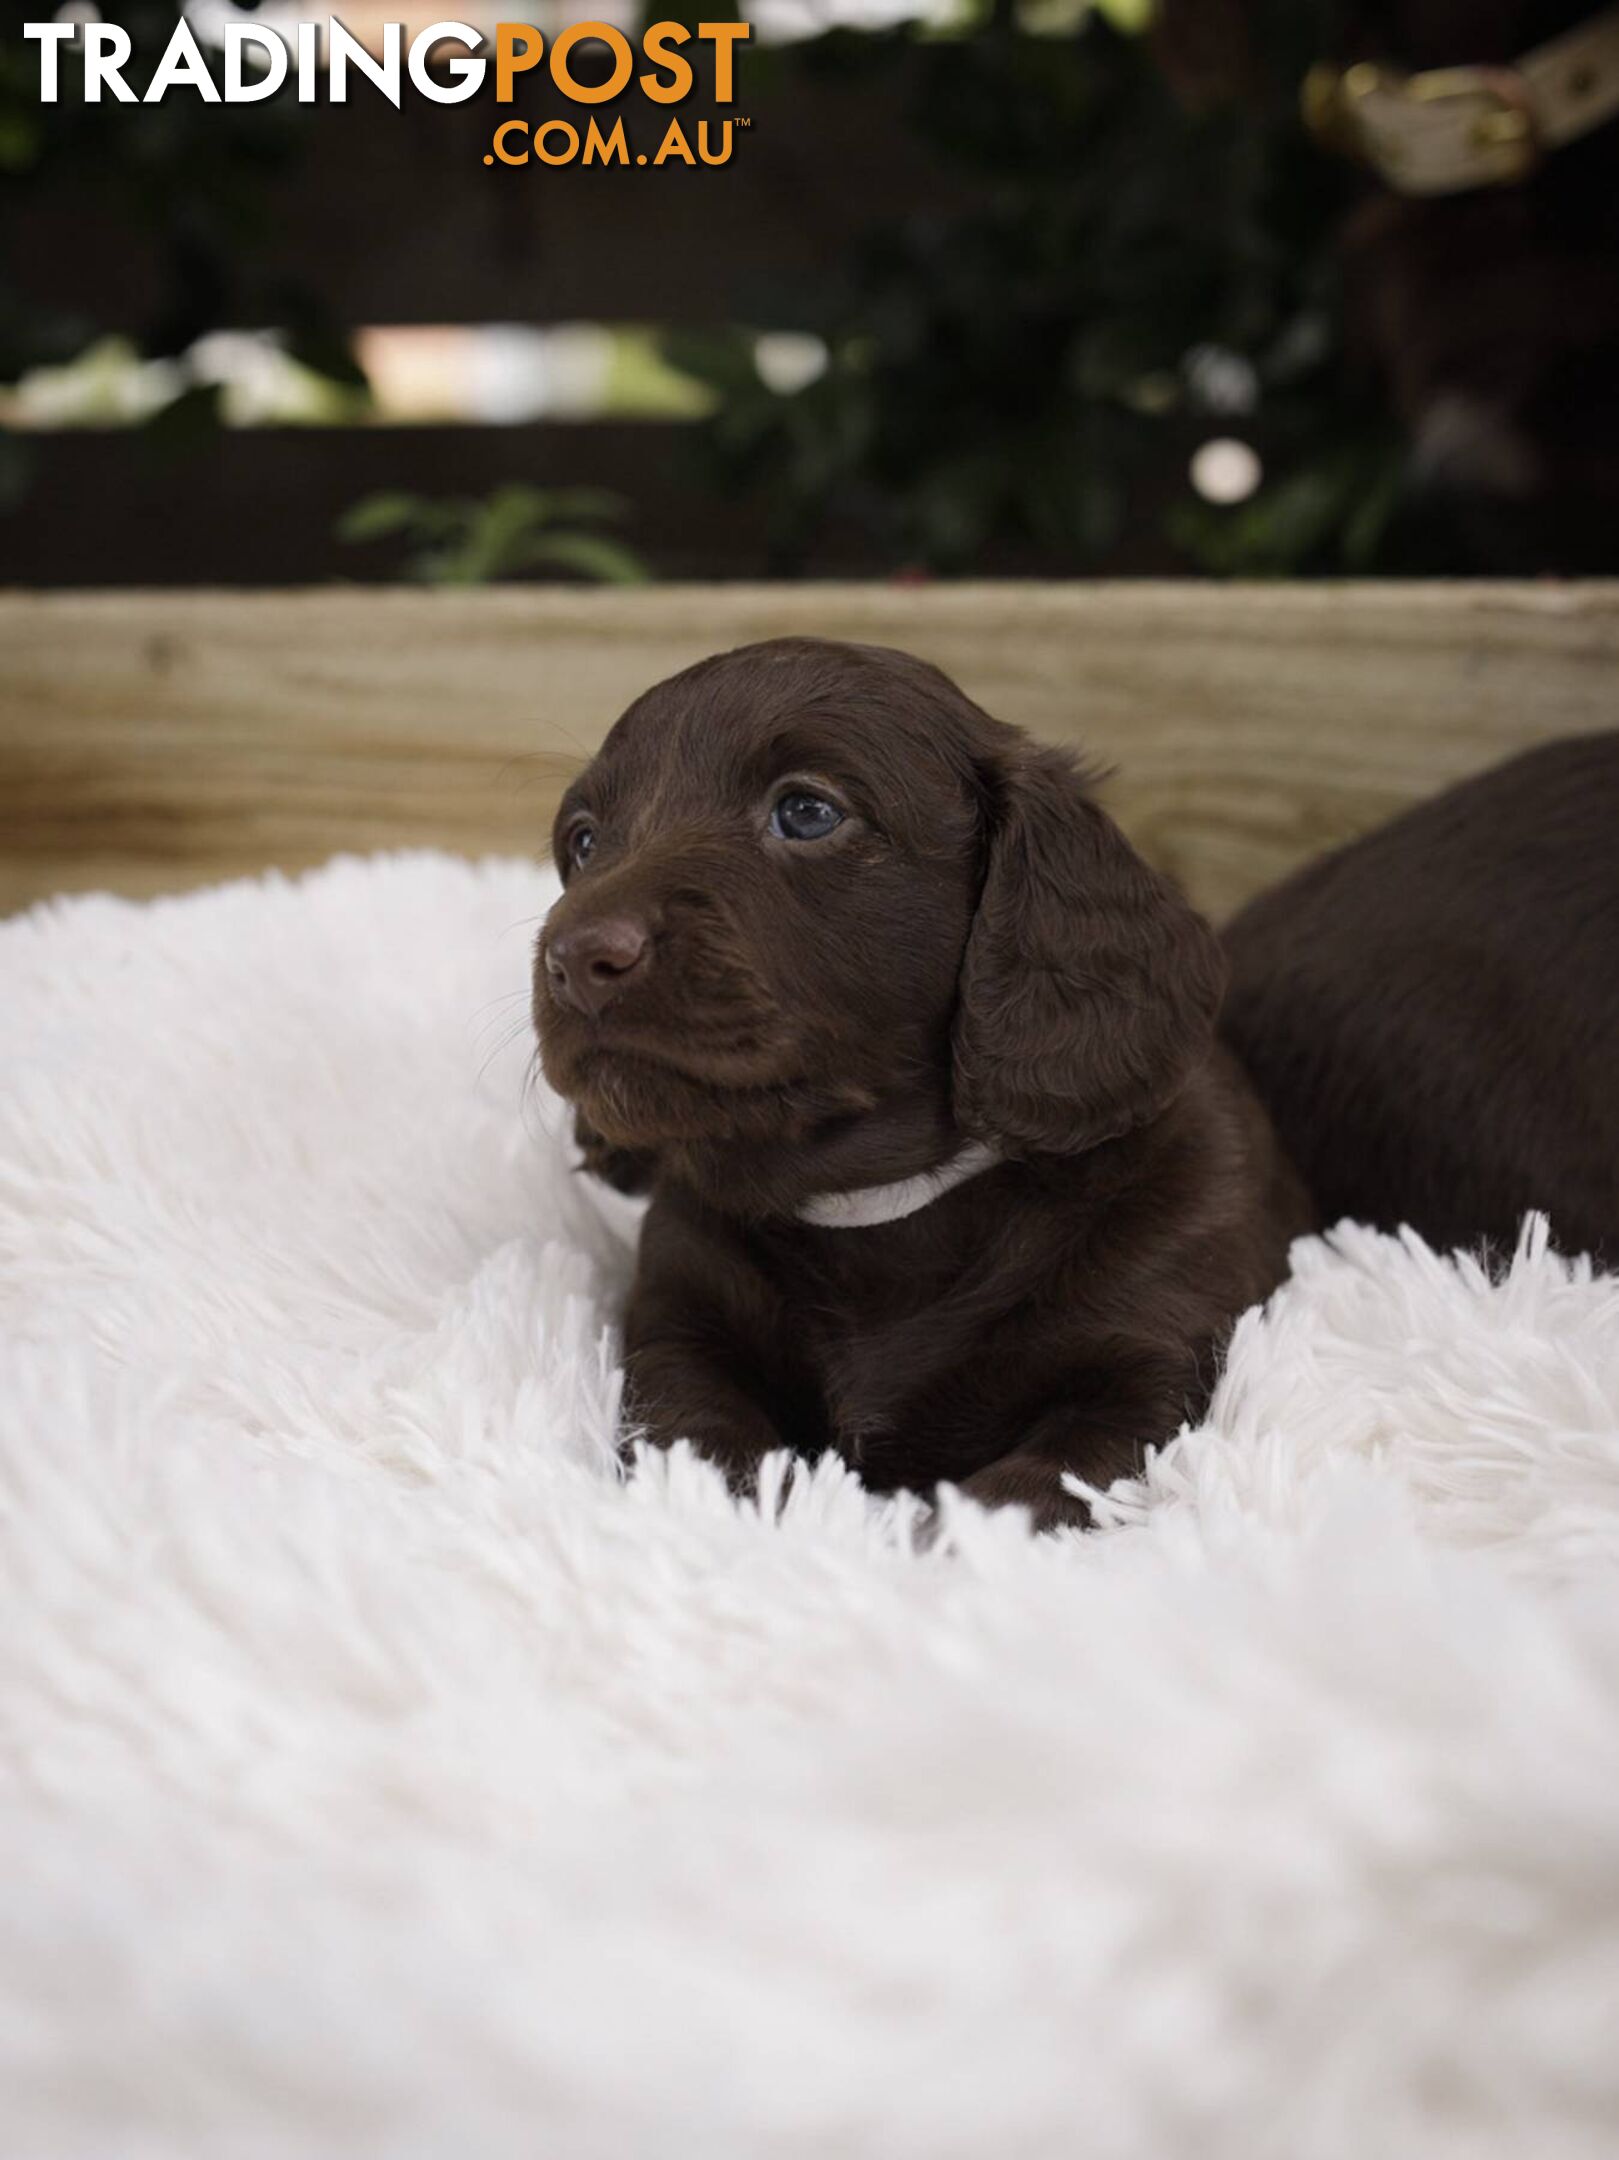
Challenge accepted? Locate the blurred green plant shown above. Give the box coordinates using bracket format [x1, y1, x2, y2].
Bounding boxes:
[665, 8, 1413, 576]
[336, 485, 650, 585]
[1169, 426, 1409, 574]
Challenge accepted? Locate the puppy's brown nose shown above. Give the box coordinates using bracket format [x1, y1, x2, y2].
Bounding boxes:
[545, 917, 650, 1017]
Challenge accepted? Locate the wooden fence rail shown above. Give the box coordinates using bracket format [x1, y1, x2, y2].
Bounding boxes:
[3, 582, 1615, 919]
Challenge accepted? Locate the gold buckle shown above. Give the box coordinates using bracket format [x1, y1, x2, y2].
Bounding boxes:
[1408, 64, 1542, 180]
[1304, 59, 1543, 186]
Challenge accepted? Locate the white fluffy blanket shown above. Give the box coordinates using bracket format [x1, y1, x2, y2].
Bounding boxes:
[5, 852, 1619, 2160]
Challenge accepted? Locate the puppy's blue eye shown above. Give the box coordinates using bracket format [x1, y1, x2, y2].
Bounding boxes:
[770, 791, 844, 842]
[569, 824, 596, 868]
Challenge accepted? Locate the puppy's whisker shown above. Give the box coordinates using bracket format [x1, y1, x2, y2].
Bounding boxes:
[515, 1047, 559, 1151]
[472, 996, 537, 1060]
[471, 989, 532, 1033]
[478, 1017, 536, 1086]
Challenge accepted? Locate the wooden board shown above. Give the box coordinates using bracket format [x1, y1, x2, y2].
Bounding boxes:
[3, 583, 1615, 921]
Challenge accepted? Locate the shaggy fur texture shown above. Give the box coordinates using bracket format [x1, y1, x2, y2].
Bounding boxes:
[4, 852, 1619, 2160]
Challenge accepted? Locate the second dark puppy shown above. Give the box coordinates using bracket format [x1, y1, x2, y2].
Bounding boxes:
[534, 637, 1308, 1528]
[1223, 732, 1619, 1265]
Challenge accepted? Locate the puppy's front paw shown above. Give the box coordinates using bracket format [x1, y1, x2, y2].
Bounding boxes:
[956, 1459, 1094, 1533]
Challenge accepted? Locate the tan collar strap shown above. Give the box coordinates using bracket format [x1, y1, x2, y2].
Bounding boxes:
[1304, 5, 1619, 194]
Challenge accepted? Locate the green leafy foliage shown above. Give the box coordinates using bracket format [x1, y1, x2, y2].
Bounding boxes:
[666, 12, 1415, 576]
[1170, 428, 1409, 576]
[336, 484, 650, 586]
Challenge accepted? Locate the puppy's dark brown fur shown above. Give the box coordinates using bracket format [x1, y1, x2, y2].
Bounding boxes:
[1223, 733, 1619, 1265]
[534, 637, 1309, 1528]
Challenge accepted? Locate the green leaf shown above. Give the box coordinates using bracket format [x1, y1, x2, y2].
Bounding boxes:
[336, 493, 428, 544]
[519, 531, 651, 585]
[526, 486, 630, 528]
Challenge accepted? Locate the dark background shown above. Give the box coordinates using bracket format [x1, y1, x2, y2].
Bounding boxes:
[4, 0, 1617, 586]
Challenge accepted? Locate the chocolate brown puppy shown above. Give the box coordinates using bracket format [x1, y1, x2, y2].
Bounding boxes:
[1223, 732, 1619, 1265]
[534, 637, 1309, 1529]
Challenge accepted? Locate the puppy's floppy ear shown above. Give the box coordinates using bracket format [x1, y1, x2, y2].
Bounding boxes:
[952, 746, 1225, 1154]
[573, 1110, 657, 1197]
